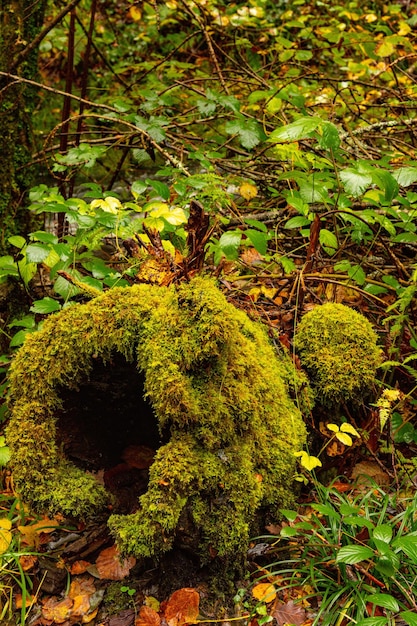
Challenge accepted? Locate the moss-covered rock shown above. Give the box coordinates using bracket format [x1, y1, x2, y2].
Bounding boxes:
[294, 302, 382, 406]
[6, 277, 307, 566]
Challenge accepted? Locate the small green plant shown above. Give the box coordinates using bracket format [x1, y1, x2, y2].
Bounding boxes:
[262, 485, 417, 626]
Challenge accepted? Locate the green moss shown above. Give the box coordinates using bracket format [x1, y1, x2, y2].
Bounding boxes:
[7, 277, 307, 565]
[293, 302, 382, 406]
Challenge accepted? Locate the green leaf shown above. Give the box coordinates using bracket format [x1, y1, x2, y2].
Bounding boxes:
[392, 535, 417, 562]
[26, 244, 51, 263]
[319, 229, 338, 255]
[348, 264, 366, 285]
[30, 231, 59, 245]
[318, 122, 340, 149]
[355, 618, 390, 626]
[371, 170, 399, 203]
[10, 329, 35, 347]
[245, 229, 268, 255]
[373, 524, 392, 544]
[218, 231, 242, 260]
[280, 509, 298, 522]
[0, 446, 11, 467]
[365, 593, 399, 612]
[336, 545, 374, 564]
[400, 611, 417, 626]
[340, 167, 373, 197]
[30, 298, 61, 314]
[375, 555, 398, 577]
[269, 116, 322, 142]
[225, 117, 265, 150]
[393, 167, 417, 187]
[285, 216, 311, 229]
[8, 235, 26, 249]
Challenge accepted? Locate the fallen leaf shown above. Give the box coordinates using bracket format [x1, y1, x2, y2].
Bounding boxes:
[135, 605, 161, 626]
[252, 583, 276, 603]
[96, 544, 136, 580]
[70, 560, 91, 575]
[42, 596, 73, 623]
[240, 182, 258, 200]
[272, 600, 306, 626]
[0, 518, 12, 554]
[164, 588, 200, 626]
[351, 461, 390, 486]
[19, 554, 38, 571]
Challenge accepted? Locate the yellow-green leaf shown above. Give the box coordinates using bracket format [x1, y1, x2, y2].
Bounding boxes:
[336, 432, 353, 446]
[340, 423, 360, 437]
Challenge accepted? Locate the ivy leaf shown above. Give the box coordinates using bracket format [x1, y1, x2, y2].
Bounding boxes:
[225, 117, 265, 150]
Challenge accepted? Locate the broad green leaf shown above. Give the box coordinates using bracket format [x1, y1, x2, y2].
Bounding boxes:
[26, 244, 51, 264]
[371, 170, 399, 203]
[280, 509, 298, 522]
[30, 298, 61, 314]
[10, 329, 35, 347]
[280, 526, 299, 538]
[245, 229, 268, 255]
[312, 503, 340, 520]
[400, 611, 417, 626]
[285, 216, 311, 229]
[336, 545, 374, 564]
[318, 122, 340, 149]
[392, 535, 417, 562]
[131, 180, 148, 197]
[147, 179, 170, 200]
[340, 167, 372, 197]
[348, 264, 366, 285]
[8, 235, 26, 249]
[375, 553, 399, 575]
[218, 231, 242, 260]
[30, 231, 59, 245]
[393, 167, 417, 187]
[366, 593, 399, 612]
[319, 229, 338, 254]
[269, 116, 322, 142]
[373, 524, 393, 544]
[17, 259, 37, 285]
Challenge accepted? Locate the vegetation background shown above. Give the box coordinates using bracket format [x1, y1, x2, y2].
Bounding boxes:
[1, 0, 417, 624]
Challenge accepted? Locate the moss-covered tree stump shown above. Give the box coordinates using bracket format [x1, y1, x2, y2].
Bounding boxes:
[6, 277, 307, 568]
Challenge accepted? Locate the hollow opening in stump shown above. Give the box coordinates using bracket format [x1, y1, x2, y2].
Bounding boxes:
[54, 352, 164, 513]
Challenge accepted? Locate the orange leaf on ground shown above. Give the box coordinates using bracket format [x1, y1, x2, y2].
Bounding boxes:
[19, 554, 38, 571]
[96, 544, 136, 580]
[252, 583, 277, 603]
[135, 605, 161, 626]
[70, 559, 92, 575]
[42, 596, 73, 623]
[164, 588, 200, 626]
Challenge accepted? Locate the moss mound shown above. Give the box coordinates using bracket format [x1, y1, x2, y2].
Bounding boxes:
[294, 303, 382, 406]
[6, 277, 306, 565]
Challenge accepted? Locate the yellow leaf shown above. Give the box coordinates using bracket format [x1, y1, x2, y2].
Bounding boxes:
[90, 198, 122, 214]
[239, 182, 258, 201]
[128, 6, 142, 21]
[376, 39, 396, 57]
[326, 423, 339, 433]
[252, 583, 277, 603]
[336, 432, 353, 446]
[0, 518, 12, 554]
[340, 423, 360, 437]
[295, 451, 322, 471]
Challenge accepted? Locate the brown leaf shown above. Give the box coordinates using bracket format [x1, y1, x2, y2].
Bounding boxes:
[96, 544, 136, 580]
[272, 600, 306, 626]
[135, 605, 161, 626]
[164, 588, 200, 626]
[70, 559, 91, 575]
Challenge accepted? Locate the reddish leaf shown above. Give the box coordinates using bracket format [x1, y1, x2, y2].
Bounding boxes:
[272, 600, 306, 626]
[122, 445, 155, 469]
[96, 545, 136, 580]
[135, 605, 161, 626]
[164, 588, 200, 626]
